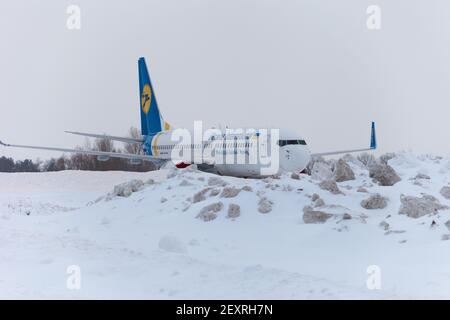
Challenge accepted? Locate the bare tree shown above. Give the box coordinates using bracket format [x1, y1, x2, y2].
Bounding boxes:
[94, 136, 115, 152]
[123, 126, 161, 170]
[124, 126, 143, 155]
[68, 138, 96, 170]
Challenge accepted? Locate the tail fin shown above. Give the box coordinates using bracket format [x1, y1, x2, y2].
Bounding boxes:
[138, 57, 171, 136]
[370, 121, 377, 149]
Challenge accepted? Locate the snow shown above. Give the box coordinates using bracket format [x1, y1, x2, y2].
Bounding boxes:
[1, 152, 450, 299]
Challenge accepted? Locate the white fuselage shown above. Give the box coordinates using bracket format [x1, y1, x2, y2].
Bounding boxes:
[145, 128, 311, 177]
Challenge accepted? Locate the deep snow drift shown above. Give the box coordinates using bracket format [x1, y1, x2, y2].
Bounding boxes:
[1, 152, 450, 299]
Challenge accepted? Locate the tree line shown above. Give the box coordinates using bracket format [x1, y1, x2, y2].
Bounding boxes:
[0, 127, 162, 173]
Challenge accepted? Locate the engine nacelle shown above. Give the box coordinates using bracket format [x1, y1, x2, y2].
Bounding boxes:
[97, 155, 110, 162]
[129, 158, 142, 165]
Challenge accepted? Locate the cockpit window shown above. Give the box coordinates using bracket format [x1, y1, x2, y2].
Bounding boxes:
[278, 139, 307, 147]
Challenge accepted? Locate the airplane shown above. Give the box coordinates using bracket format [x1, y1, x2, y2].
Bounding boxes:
[0, 57, 377, 178]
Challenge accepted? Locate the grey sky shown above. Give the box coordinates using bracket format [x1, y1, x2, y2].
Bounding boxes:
[1, 0, 450, 160]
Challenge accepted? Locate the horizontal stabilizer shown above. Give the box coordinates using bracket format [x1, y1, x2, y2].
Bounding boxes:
[65, 131, 143, 144]
[0, 140, 156, 162]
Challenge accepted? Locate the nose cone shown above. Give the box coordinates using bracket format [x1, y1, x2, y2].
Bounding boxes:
[280, 146, 311, 173]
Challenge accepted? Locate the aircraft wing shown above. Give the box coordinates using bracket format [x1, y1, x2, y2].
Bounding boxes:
[310, 122, 377, 157]
[0, 140, 156, 161]
[311, 147, 374, 157]
[65, 131, 143, 144]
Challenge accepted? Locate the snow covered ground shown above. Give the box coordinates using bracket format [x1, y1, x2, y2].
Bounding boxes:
[1, 152, 450, 299]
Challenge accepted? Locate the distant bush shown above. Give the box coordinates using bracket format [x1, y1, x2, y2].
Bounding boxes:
[0, 156, 39, 172]
[357, 152, 377, 168]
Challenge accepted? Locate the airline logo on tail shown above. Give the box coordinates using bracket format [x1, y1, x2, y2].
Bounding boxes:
[141, 84, 152, 114]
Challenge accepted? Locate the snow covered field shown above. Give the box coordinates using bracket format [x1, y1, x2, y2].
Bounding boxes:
[1, 152, 450, 299]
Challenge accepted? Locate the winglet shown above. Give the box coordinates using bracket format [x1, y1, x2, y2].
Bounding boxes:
[370, 121, 377, 149]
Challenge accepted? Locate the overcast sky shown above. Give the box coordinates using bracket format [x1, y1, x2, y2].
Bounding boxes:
[1, 0, 450, 160]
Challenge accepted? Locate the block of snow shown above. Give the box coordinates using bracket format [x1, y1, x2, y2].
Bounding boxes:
[399, 194, 448, 218]
[220, 187, 241, 198]
[440, 186, 450, 199]
[302, 206, 333, 224]
[111, 179, 144, 198]
[258, 197, 273, 214]
[333, 159, 355, 182]
[357, 186, 368, 193]
[192, 187, 212, 203]
[369, 163, 401, 186]
[319, 180, 343, 195]
[311, 193, 325, 207]
[196, 202, 224, 221]
[342, 213, 352, 220]
[313, 198, 325, 208]
[207, 176, 227, 187]
[379, 221, 390, 230]
[311, 161, 333, 181]
[227, 203, 241, 218]
[360, 193, 388, 209]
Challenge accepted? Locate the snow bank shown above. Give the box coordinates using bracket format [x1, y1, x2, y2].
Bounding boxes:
[2, 152, 450, 299]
